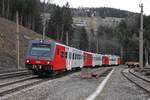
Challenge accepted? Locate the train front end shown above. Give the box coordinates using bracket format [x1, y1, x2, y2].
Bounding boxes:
[25, 39, 55, 75]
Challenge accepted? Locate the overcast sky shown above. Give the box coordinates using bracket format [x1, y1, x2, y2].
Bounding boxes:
[43, 0, 150, 15]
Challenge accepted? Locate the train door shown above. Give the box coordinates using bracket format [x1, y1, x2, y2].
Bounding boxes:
[100, 54, 102, 66]
[52, 44, 66, 71]
[66, 47, 72, 70]
[80, 51, 84, 68]
[92, 54, 95, 66]
[72, 49, 77, 68]
[112, 56, 115, 65]
[69, 48, 73, 69]
[109, 55, 112, 65]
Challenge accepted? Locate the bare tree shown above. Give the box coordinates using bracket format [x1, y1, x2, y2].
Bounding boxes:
[2, 0, 5, 17]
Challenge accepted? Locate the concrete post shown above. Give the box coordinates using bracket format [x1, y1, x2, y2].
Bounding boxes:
[139, 3, 144, 68]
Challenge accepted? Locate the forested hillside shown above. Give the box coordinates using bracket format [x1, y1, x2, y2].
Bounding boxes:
[71, 7, 137, 18]
[0, 0, 42, 33]
[0, 17, 42, 69]
[0, 0, 150, 64]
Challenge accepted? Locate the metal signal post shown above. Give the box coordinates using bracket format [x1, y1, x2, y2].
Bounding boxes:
[16, 11, 20, 69]
[139, 3, 144, 68]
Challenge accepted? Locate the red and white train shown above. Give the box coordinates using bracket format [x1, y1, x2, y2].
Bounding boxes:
[25, 39, 120, 75]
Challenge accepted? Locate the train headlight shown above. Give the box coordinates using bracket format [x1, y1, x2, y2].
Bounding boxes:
[26, 60, 30, 63]
[39, 65, 42, 69]
[47, 61, 50, 64]
[40, 39, 43, 43]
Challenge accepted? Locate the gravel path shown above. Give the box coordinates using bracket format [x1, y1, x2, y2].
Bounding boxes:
[95, 65, 150, 100]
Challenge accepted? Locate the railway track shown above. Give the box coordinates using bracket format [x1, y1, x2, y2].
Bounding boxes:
[121, 68, 150, 95]
[0, 69, 49, 97]
[0, 69, 81, 97]
[0, 69, 27, 74]
[0, 70, 32, 79]
[0, 67, 111, 97]
[0, 75, 38, 88]
[0, 76, 48, 97]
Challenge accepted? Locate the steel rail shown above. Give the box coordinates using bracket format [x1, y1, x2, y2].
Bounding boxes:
[121, 68, 150, 95]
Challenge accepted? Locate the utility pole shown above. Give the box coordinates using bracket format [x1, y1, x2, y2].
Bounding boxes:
[42, 19, 46, 40]
[42, 0, 46, 40]
[139, 3, 144, 68]
[16, 11, 20, 69]
[120, 46, 123, 64]
[145, 48, 149, 67]
[96, 37, 99, 53]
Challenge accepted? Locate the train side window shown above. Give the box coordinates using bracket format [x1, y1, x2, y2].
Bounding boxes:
[74, 53, 76, 60]
[74, 53, 75, 59]
[79, 55, 81, 59]
[73, 53, 74, 59]
[69, 52, 71, 59]
[76, 54, 77, 58]
[73, 53, 76, 59]
[65, 52, 68, 58]
[61, 52, 65, 58]
[76, 54, 77, 59]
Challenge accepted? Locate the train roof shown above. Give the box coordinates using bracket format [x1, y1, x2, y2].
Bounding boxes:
[29, 39, 120, 57]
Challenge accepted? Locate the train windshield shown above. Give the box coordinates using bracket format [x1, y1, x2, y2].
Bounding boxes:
[30, 44, 51, 56]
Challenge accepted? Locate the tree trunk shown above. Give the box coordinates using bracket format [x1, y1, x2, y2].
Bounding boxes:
[96, 39, 99, 53]
[2, 0, 5, 17]
[28, 15, 32, 29]
[120, 46, 123, 64]
[32, 17, 35, 30]
[25, 15, 28, 27]
[20, 9, 23, 25]
[60, 23, 64, 42]
[6, 0, 9, 18]
[56, 24, 59, 40]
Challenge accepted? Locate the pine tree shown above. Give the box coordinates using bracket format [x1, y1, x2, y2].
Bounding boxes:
[79, 27, 89, 51]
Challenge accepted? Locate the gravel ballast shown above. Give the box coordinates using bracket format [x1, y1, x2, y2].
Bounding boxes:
[0, 70, 105, 100]
[95, 65, 149, 100]
[1, 66, 148, 100]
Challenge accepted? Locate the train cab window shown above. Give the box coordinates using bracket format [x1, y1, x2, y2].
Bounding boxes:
[30, 44, 51, 56]
[61, 52, 65, 58]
